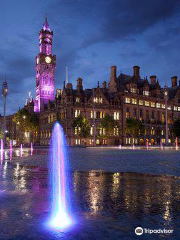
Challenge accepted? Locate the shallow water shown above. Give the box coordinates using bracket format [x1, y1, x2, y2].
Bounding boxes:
[0, 161, 180, 240]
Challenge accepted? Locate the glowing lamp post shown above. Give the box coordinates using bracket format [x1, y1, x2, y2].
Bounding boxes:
[2, 77, 8, 146]
[164, 86, 168, 144]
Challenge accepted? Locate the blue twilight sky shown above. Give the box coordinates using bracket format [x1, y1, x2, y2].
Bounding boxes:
[1, 0, 180, 115]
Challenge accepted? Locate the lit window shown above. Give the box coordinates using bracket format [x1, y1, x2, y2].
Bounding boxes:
[156, 103, 160, 108]
[75, 109, 81, 117]
[125, 97, 130, 103]
[96, 139, 100, 145]
[75, 127, 81, 135]
[103, 128, 105, 135]
[90, 127, 93, 135]
[150, 127, 155, 135]
[130, 88, 136, 93]
[145, 101, 149, 106]
[162, 104, 165, 109]
[126, 110, 130, 119]
[178, 107, 180, 112]
[75, 127, 78, 135]
[167, 106, 171, 110]
[100, 111, 104, 118]
[132, 99, 137, 105]
[99, 127, 105, 136]
[91, 110, 96, 118]
[151, 102, 155, 108]
[114, 127, 119, 136]
[162, 114, 165, 124]
[174, 106, 178, 111]
[76, 97, 80, 103]
[75, 139, 80, 145]
[143, 91, 149, 96]
[51, 114, 54, 122]
[91, 111, 93, 118]
[94, 97, 102, 103]
[114, 112, 120, 120]
[139, 100, 143, 105]
[125, 138, 131, 144]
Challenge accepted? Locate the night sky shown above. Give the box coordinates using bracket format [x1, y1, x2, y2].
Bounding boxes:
[1, 0, 180, 115]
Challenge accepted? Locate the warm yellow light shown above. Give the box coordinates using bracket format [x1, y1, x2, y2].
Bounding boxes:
[45, 56, 51, 63]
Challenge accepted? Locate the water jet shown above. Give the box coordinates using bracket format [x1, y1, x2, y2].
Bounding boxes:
[49, 122, 72, 230]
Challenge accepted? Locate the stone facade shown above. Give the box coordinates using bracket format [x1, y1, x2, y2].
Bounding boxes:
[39, 64, 180, 146]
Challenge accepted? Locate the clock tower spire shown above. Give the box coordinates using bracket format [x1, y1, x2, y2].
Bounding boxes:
[34, 15, 56, 113]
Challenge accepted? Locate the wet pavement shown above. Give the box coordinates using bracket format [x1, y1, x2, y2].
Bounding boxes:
[5, 147, 180, 176]
[0, 159, 180, 240]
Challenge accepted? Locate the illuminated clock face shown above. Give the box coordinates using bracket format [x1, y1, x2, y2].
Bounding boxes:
[45, 56, 51, 63]
[36, 57, 39, 64]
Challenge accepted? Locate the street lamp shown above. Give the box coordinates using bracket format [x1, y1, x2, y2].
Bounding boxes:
[2, 75, 8, 146]
[92, 89, 96, 146]
[164, 85, 168, 144]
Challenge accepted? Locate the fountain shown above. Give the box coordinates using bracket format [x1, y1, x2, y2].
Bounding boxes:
[132, 144, 135, 150]
[9, 140, 13, 160]
[146, 141, 149, 150]
[49, 122, 72, 230]
[1, 139, 3, 163]
[31, 142, 33, 155]
[119, 144, 122, 150]
[176, 137, 178, 150]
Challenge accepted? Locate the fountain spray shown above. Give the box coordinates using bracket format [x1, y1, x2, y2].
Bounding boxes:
[49, 122, 72, 230]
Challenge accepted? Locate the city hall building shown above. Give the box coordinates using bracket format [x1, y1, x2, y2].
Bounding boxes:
[2, 17, 180, 146]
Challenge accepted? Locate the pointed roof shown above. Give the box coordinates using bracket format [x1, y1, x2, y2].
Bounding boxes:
[43, 13, 50, 31]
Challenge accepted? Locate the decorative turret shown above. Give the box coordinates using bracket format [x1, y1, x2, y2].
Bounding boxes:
[77, 77, 83, 92]
[171, 76, 177, 87]
[108, 66, 117, 92]
[43, 14, 51, 31]
[150, 75, 157, 84]
[133, 66, 140, 78]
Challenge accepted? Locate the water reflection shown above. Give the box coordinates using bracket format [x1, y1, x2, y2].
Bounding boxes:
[0, 163, 180, 239]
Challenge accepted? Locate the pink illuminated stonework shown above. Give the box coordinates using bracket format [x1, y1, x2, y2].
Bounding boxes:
[34, 15, 56, 112]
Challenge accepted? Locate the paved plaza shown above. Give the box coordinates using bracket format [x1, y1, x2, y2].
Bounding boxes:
[0, 148, 180, 239]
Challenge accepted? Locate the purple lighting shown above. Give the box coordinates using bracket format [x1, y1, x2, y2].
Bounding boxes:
[34, 15, 56, 113]
[1, 139, 3, 163]
[49, 122, 72, 230]
[31, 142, 33, 155]
[20, 144, 23, 157]
[176, 137, 178, 150]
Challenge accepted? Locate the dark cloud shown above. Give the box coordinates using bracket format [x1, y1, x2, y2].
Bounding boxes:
[0, 0, 180, 114]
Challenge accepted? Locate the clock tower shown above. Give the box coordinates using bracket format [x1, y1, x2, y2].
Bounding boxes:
[34, 15, 56, 113]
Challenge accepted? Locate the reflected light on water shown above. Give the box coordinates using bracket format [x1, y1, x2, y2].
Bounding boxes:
[164, 201, 171, 222]
[112, 173, 120, 199]
[88, 171, 104, 213]
[3, 161, 8, 179]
